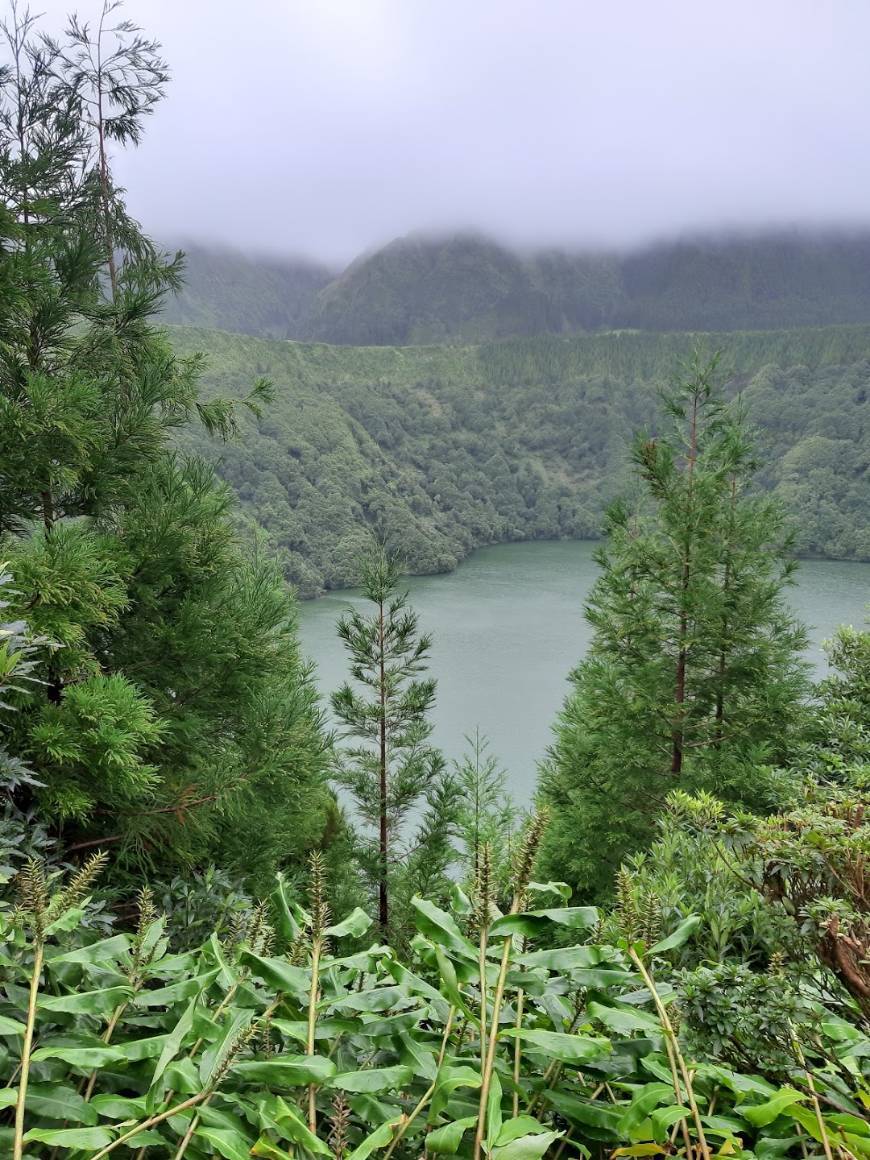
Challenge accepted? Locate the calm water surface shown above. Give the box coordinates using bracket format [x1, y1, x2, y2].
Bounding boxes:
[297, 541, 870, 803]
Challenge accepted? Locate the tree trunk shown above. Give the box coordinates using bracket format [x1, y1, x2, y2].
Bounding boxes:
[378, 596, 388, 936]
[714, 478, 738, 746]
[95, 23, 118, 299]
[671, 391, 699, 776]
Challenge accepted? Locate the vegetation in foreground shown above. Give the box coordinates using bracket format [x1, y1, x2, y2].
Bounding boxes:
[0, 5, 869, 1160]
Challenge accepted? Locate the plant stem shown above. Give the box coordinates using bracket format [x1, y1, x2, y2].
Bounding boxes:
[630, 947, 709, 1160]
[790, 1023, 834, 1160]
[13, 940, 43, 1160]
[474, 933, 513, 1160]
[90, 1091, 209, 1160]
[478, 924, 488, 1069]
[307, 936, 323, 1132]
[512, 988, 524, 1118]
[384, 1008, 455, 1160]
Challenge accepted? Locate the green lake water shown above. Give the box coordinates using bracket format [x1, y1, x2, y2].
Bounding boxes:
[297, 541, 870, 803]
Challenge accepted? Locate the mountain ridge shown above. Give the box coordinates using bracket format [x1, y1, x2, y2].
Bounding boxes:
[161, 228, 870, 345]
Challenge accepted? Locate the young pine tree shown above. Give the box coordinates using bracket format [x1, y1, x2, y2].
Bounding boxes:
[332, 547, 454, 936]
[539, 354, 809, 900]
[454, 728, 517, 896]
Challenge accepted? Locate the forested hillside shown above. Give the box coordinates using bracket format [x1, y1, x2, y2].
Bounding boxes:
[176, 324, 870, 595]
[160, 243, 333, 336]
[166, 231, 870, 344]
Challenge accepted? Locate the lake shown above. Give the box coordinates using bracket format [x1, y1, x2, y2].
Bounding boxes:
[297, 541, 870, 803]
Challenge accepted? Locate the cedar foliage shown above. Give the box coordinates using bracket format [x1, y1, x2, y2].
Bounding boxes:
[539, 355, 810, 899]
[0, 2, 332, 885]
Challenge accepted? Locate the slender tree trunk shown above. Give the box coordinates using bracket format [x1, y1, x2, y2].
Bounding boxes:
[714, 477, 738, 745]
[378, 596, 388, 936]
[95, 11, 117, 299]
[40, 488, 63, 704]
[671, 391, 699, 775]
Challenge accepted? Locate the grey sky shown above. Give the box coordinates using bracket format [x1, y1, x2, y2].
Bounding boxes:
[35, 0, 870, 264]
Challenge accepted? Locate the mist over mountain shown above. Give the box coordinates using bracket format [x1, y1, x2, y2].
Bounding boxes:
[162, 229, 870, 344]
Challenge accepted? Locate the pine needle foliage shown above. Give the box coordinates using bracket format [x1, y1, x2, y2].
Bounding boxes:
[540, 352, 811, 899]
[332, 544, 455, 937]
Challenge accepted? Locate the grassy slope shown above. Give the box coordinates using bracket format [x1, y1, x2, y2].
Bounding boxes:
[172, 324, 870, 595]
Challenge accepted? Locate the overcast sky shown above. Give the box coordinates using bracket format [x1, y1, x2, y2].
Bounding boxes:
[31, 0, 870, 266]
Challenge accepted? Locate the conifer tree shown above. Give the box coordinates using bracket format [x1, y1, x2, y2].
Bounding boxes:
[0, 4, 332, 884]
[539, 354, 809, 900]
[454, 728, 517, 892]
[332, 547, 454, 935]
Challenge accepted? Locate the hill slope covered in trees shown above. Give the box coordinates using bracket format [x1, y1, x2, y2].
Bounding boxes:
[176, 324, 870, 595]
[164, 231, 870, 344]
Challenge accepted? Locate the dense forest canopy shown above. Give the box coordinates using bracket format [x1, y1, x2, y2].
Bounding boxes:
[175, 325, 870, 595]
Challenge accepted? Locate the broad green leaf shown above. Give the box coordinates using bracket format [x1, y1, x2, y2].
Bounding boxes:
[47, 933, 131, 965]
[495, 1115, 552, 1145]
[0, 1015, 25, 1035]
[39, 986, 132, 1017]
[647, 916, 702, 955]
[324, 907, 372, 939]
[426, 1115, 477, 1153]
[271, 871, 304, 946]
[650, 1105, 692, 1140]
[163, 1057, 201, 1094]
[545, 1089, 622, 1133]
[431, 1064, 482, 1119]
[195, 1126, 252, 1160]
[411, 896, 477, 958]
[234, 1054, 336, 1086]
[736, 1088, 806, 1127]
[272, 1016, 360, 1043]
[24, 1126, 114, 1148]
[239, 949, 309, 994]
[151, 996, 197, 1089]
[138, 915, 167, 963]
[588, 1000, 660, 1035]
[200, 1008, 254, 1086]
[384, 959, 452, 1021]
[617, 1083, 675, 1134]
[611, 1145, 666, 1157]
[265, 1094, 332, 1155]
[44, 906, 86, 935]
[492, 1130, 563, 1158]
[434, 945, 475, 1020]
[486, 1071, 503, 1148]
[503, 1028, 612, 1064]
[356, 1009, 424, 1038]
[135, 968, 220, 1007]
[23, 1083, 98, 1125]
[346, 1116, 403, 1160]
[399, 1029, 438, 1082]
[91, 1093, 147, 1120]
[450, 882, 473, 915]
[251, 1137, 291, 1158]
[330, 985, 406, 1013]
[114, 1032, 171, 1062]
[30, 1043, 126, 1067]
[490, 906, 598, 938]
[0, 1088, 17, 1109]
[330, 1064, 413, 1092]
[520, 943, 628, 976]
[527, 880, 571, 901]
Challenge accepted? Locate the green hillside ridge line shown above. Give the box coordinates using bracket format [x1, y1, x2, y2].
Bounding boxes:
[162, 231, 870, 344]
[171, 324, 870, 597]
